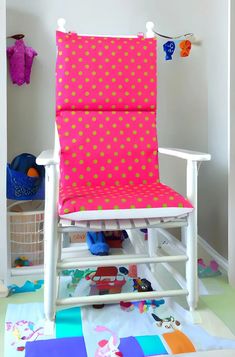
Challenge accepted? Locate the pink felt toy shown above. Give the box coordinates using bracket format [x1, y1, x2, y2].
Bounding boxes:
[7, 39, 37, 86]
[95, 326, 123, 357]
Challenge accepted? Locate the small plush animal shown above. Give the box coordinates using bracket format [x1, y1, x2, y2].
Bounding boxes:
[152, 313, 181, 330]
[7, 39, 37, 86]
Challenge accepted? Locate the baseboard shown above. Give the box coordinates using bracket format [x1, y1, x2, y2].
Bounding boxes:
[198, 235, 228, 272]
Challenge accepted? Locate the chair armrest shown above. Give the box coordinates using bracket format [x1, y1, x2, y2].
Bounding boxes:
[36, 150, 59, 166]
[158, 147, 211, 162]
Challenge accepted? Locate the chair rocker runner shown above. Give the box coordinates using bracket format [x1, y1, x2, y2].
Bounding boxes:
[37, 19, 211, 334]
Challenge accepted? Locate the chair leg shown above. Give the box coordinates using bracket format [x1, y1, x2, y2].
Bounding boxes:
[43, 165, 58, 335]
[148, 228, 159, 273]
[185, 211, 198, 311]
[44, 225, 58, 335]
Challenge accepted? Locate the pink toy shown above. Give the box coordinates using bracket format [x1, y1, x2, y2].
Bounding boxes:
[198, 258, 221, 278]
[128, 264, 137, 278]
[95, 326, 123, 357]
[120, 301, 134, 312]
[7, 39, 37, 86]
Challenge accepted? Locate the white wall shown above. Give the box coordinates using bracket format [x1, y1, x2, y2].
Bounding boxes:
[197, 1, 229, 258]
[6, 0, 229, 257]
[229, 0, 235, 286]
[0, 0, 8, 283]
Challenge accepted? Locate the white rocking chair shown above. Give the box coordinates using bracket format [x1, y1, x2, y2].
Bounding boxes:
[37, 19, 211, 334]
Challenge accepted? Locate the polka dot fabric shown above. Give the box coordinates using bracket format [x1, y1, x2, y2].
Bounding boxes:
[57, 110, 159, 188]
[56, 31, 193, 218]
[60, 182, 192, 215]
[56, 31, 157, 112]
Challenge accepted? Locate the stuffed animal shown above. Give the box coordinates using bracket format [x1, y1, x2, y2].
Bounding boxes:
[7, 39, 37, 86]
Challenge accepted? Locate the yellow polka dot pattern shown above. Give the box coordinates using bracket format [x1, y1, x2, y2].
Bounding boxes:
[57, 110, 159, 188]
[56, 31, 157, 112]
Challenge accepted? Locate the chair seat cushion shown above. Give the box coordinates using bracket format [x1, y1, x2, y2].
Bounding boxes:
[59, 181, 193, 221]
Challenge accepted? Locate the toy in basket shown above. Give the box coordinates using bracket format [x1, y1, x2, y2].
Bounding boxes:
[7, 153, 45, 200]
[8, 201, 44, 266]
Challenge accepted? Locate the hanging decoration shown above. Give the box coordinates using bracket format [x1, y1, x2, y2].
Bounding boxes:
[179, 40, 192, 57]
[153, 29, 194, 61]
[7, 35, 37, 86]
[163, 41, 176, 61]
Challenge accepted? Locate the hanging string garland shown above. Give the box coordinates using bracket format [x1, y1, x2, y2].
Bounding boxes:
[153, 30, 193, 61]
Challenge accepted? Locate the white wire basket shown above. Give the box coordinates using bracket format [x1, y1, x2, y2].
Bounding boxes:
[8, 201, 44, 267]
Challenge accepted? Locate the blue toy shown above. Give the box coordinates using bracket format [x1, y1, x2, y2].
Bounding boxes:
[163, 41, 176, 61]
[8, 280, 44, 295]
[7, 153, 45, 200]
[86, 231, 110, 256]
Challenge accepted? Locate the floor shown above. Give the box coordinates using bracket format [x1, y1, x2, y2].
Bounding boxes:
[1, 272, 235, 357]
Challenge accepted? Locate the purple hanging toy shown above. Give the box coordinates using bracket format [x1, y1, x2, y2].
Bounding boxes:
[7, 38, 37, 86]
[163, 40, 175, 61]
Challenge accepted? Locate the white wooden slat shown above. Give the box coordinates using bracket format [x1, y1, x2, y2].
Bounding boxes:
[147, 218, 161, 226]
[132, 218, 147, 228]
[89, 220, 103, 230]
[118, 219, 133, 229]
[103, 220, 119, 230]
[75, 221, 90, 229]
[56, 289, 188, 306]
[60, 218, 73, 226]
[58, 216, 188, 233]
[57, 254, 188, 270]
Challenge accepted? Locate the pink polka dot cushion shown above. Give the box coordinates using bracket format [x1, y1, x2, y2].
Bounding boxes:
[59, 182, 193, 220]
[56, 31, 156, 112]
[56, 31, 193, 220]
[57, 110, 159, 188]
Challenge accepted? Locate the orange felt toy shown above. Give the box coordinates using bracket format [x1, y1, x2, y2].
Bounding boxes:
[179, 40, 192, 57]
[27, 167, 39, 177]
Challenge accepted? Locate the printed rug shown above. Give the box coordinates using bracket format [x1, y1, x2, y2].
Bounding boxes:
[5, 300, 235, 356]
[4, 265, 235, 356]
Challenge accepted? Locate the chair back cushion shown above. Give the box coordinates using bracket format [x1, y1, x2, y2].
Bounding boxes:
[56, 31, 159, 190]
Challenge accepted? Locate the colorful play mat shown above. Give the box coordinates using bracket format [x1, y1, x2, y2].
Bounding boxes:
[4, 265, 235, 357]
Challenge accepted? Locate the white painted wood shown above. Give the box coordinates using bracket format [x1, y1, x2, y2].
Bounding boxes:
[0, 0, 8, 288]
[159, 147, 211, 162]
[148, 228, 159, 272]
[61, 253, 147, 264]
[146, 21, 155, 38]
[57, 18, 67, 33]
[157, 228, 186, 255]
[11, 266, 43, 276]
[127, 229, 142, 253]
[228, 0, 235, 287]
[132, 218, 147, 228]
[36, 150, 59, 165]
[185, 161, 198, 310]
[56, 289, 188, 306]
[44, 164, 59, 321]
[59, 218, 187, 231]
[118, 219, 133, 229]
[103, 220, 119, 230]
[57, 254, 188, 270]
[147, 218, 161, 225]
